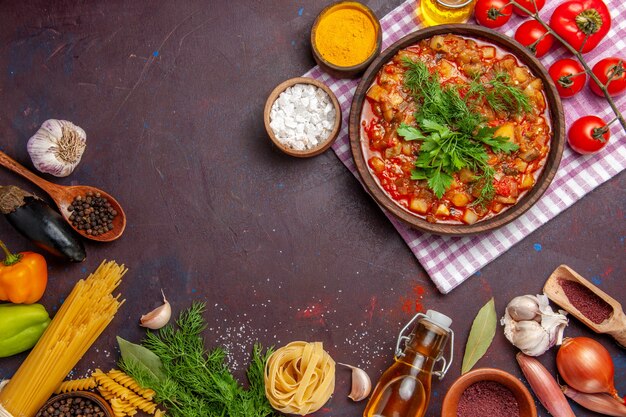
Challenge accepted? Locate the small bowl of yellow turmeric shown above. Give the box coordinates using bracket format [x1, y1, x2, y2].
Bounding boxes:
[311, 1, 382, 79]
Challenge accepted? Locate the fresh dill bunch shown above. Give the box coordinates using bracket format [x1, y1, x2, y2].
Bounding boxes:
[402, 57, 431, 98]
[468, 72, 531, 115]
[119, 302, 279, 417]
[402, 59, 486, 136]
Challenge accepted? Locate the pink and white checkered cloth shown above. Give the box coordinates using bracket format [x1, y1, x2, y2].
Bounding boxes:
[304, 0, 626, 293]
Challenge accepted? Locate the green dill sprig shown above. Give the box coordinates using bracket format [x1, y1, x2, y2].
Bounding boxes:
[467, 72, 532, 115]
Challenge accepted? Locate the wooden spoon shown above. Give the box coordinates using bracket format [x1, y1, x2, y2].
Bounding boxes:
[0, 151, 126, 242]
[544, 265, 626, 347]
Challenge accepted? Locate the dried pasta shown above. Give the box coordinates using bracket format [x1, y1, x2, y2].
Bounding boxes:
[97, 386, 116, 402]
[264, 341, 335, 415]
[109, 398, 127, 417]
[93, 370, 157, 414]
[154, 410, 165, 417]
[54, 377, 97, 394]
[0, 261, 126, 417]
[94, 370, 135, 400]
[108, 369, 155, 400]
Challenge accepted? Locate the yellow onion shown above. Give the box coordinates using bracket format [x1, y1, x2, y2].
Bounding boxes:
[557, 337, 619, 399]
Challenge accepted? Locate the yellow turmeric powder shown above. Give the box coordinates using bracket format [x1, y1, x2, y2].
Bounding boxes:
[314, 4, 378, 67]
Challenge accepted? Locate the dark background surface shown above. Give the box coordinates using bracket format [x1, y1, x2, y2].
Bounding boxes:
[0, 1, 624, 416]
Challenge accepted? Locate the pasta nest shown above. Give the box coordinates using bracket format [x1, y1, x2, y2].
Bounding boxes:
[264, 341, 335, 415]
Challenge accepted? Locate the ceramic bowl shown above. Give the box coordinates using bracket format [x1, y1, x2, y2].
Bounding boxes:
[349, 24, 565, 236]
[36, 391, 114, 417]
[441, 368, 537, 417]
[264, 77, 341, 158]
[311, 1, 382, 78]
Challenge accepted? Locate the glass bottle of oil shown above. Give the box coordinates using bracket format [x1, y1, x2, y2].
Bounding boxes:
[364, 310, 454, 417]
[419, 0, 476, 27]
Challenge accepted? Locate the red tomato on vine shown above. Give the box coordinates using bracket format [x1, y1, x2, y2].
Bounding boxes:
[568, 116, 610, 154]
[513, 0, 546, 16]
[515, 21, 554, 58]
[549, 59, 587, 98]
[589, 57, 626, 97]
[474, 0, 512, 28]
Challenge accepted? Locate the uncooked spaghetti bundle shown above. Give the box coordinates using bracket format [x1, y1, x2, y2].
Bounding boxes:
[264, 341, 335, 415]
[0, 261, 126, 417]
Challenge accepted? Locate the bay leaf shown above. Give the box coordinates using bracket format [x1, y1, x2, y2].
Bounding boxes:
[117, 336, 165, 381]
[461, 297, 497, 374]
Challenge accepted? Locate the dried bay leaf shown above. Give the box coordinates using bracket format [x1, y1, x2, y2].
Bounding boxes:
[117, 336, 165, 381]
[461, 297, 497, 374]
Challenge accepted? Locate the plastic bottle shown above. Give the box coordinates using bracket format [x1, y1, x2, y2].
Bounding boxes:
[364, 310, 454, 417]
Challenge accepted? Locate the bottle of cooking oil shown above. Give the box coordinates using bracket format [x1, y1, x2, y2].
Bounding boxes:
[364, 310, 454, 417]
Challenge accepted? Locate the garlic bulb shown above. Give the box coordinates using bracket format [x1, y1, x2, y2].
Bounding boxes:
[501, 294, 568, 356]
[27, 119, 86, 177]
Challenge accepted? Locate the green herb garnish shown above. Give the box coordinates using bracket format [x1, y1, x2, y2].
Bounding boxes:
[467, 72, 532, 115]
[398, 59, 525, 201]
[119, 302, 278, 417]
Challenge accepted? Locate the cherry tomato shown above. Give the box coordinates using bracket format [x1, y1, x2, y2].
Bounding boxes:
[567, 116, 610, 154]
[474, 0, 512, 28]
[513, 0, 546, 16]
[589, 57, 626, 97]
[514, 20, 554, 58]
[548, 59, 587, 98]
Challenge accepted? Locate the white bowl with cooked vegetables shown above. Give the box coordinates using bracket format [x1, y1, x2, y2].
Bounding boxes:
[349, 24, 565, 236]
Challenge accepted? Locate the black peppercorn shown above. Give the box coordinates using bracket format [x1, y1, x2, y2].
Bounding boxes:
[68, 193, 118, 236]
[36, 395, 107, 417]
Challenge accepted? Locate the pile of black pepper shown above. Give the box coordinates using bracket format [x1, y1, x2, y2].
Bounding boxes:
[68, 192, 117, 236]
[36, 396, 106, 417]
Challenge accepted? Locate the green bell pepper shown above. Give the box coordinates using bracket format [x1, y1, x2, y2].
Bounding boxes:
[0, 303, 50, 357]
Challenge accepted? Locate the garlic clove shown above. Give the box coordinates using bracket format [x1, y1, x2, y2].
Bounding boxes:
[140, 289, 171, 330]
[506, 295, 540, 321]
[27, 119, 86, 177]
[509, 320, 552, 356]
[338, 363, 371, 402]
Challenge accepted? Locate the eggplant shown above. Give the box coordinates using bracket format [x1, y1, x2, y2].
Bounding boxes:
[0, 186, 86, 262]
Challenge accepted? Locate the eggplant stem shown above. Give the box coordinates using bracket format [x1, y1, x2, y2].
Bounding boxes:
[0, 239, 22, 266]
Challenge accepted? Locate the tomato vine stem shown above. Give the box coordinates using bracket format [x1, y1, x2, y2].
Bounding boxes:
[512, 0, 625, 132]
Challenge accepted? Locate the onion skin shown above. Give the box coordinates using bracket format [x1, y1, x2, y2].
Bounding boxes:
[517, 353, 576, 417]
[557, 337, 618, 398]
[563, 386, 626, 417]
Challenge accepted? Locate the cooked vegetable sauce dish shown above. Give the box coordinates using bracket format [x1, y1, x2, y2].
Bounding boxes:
[361, 34, 552, 225]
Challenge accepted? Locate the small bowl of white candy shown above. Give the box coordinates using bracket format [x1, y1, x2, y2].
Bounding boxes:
[264, 77, 341, 157]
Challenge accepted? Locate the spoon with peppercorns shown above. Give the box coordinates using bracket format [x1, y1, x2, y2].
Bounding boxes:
[0, 151, 126, 242]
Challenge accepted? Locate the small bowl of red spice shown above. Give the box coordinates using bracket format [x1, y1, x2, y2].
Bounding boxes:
[442, 368, 537, 417]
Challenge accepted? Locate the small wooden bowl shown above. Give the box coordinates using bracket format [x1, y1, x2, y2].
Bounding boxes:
[36, 391, 114, 417]
[311, 1, 382, 79]
[349, 24, 565, 236]
[442, 368, 537, 417]
[264, 77, 341, 158]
